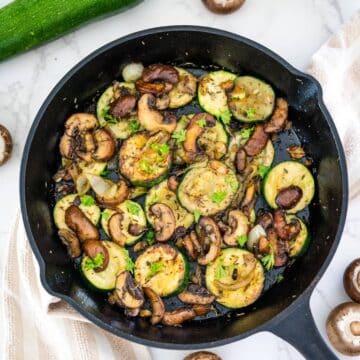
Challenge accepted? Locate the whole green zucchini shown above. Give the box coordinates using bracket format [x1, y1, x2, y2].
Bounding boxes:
[0, 0, 142, 62]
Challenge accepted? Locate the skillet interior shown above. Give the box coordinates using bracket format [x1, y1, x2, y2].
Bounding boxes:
[21, 27, 346, 347]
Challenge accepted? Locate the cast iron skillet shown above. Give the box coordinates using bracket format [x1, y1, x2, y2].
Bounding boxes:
[20, 26, 348, 359]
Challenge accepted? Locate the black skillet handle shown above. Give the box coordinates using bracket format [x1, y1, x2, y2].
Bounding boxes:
[268, 296, 337, 360]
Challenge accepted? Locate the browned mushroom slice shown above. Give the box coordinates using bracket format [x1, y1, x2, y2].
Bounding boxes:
[65, 205, 99, 242]
[256, 211, 273, 230]
[275, 185, 303, 210]
[137, 93, 177, 133]
[202, 0, 245, 14]
[267, 228, 288, 267]
[92, 128, 116, 161]
[273, 209, 301, 240]
[64, 113, 98, 133]
[243, 124, 269, 156]
[114, 271, 144, 309]
[344, 259, 360, 303]
[235, 148, 246, 173]
[76, 132, 96, 162]
[0, 124, 13, 166]
[167, 175, 179, 192]
[150, 203, 176, 242]
[109, 95, 137, 118]
[58, 229, 81, 258]
[143, 287, 165, 325]
[82, 240, 109, 272]
[142, 64, 179, 85]
[162, 308, 196, 326]
[223, 210, 249, 246]
[135, 80, 166, 95]
[128, 223, 146, 236]
[133, 240, 149, 252]
[108, 212, 126, 247]
[326, 302, 360, 356]
[264, 98, 288, 134]
[155, 94, 170, 110]
[192, 303, 212, 316]
[184, 351, 222, 360]
[182, 231, 202, 261]
[196, 217, 221, 265]
[241, 179, 258, 218]
[178, 284, 215, 305]
[287, 145, 305, 160]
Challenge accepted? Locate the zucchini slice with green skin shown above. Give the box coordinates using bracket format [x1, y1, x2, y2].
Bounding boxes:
[206, 248, 265, 309]
[134, 244, 189, 297]
[173, 114, 228, 164]
[228, 76, 275, 122]
[263, 161, 315, 213]
[101, 200, 146, 245]
[255, 139, 275, 168]
[96, 82, 139, 139]
[287, 215, 310, 257]
[119, 131, 172, 187]
[168, 67, 197, 109]
[145, 180, 194, 229]
[81, 241, 132, 292]
[61, 158, 107, 175]
[198, 70, 237, 118]
[53, 194, 100, 230]
[177, 160, 239, 216]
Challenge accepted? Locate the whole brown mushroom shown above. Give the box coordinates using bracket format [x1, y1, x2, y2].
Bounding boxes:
[202, 0, 245, 14]
[0, 124, 13, 166]
[344, 259, 360, 303]
[184, 351, 221, 360]
[326, 302, 360, 356]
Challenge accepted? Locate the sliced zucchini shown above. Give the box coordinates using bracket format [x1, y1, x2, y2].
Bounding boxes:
[96, 82, 139, 139]
[119, 131, 172, 187]
[168, 67, 197, 108]
[173, 114, 228, 164]
[206, 248, 264, 309]
[134, 244, 189, 297]
[228, 76, 275, 122]
[263, 161, 315, 213]
[53, 194, 100, 230]
[177, 160, 239, 216]
[287, 215, 310, 257]
[61, 158, 107, 175]
[101, 200, 146, 245]
[145, 180, 194, 229]
[255, 140, 275, 168]
[198, 70, 237, 118]
[81, 241, 132, 291]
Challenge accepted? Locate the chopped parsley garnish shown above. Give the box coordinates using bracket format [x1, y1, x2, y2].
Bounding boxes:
[139, 159, 153, 174]
[261, 253, 275, 271]
[146, 261, 163, 280]
[215, 264, 227, 279]
[124, 250, 135, 274]
[80, 195, 95, 206]
[84, 253, 104, 271]
[196, 117, 207, 128]
[145, 230, 156, 245]
[126, 202, 141, 216]
[258, 165, 270, 179]
[100, 167, 110, 177]
[218, 109, 232, 125]
[101, 105, 118, 124]
[239, 126, 255, 140]
[151, 143, 170, 157]
[193, 210, 202, 223]
[276, 274, 284, 283]
[128, 119, 140, 133]
[237, 234, 248, 248]
[245, 107, 256, 119]
[172, 129, 187, 144]
[211, 191, 227, 205]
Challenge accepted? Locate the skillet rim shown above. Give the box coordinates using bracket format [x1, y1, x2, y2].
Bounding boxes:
[19, 25, 348, 349]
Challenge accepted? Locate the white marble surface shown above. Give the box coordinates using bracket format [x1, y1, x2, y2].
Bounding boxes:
[0, 0, 359, 359]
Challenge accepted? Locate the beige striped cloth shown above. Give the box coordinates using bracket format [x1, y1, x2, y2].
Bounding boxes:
[1, 214, 151, 360]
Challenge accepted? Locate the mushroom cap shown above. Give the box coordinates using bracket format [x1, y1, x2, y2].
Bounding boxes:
[344, 259, 360, 303]
[326, 302, 360, 356]
[0, 124, 13, 166]
[184, 351, 221, 360]
[150, 203, 176, 242]
[202, 0, 245, 14]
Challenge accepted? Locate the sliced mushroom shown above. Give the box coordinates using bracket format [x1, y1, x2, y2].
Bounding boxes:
[235, 148, 246, 173]
[92, 128, 116, 161]
[264, 98, 288, 134]
[82, 240, 109, 271]
[162, 308, 196, 326]
[133, 240, 149, 252]
[178, 284, 215, 305]
[64, 113, 98, 133]
[155, 94, 170, 110]
[64, 205, 99, 242]
[184, 351, 221, 360]
[183, 113, 216, 156]
[108, 212, 126, 246]
[223, 210, 249, 246]
[192, 303, 212, 316]
[135, 80, 166, 95]
[182, 231, 202, 260]
[167, 175, 179, 192]
[150, 203, 176, 242]
[273, 209, 301, 240]
[256, 211, 273, 230]
[287, 145, 305, 160]
[128, 223, 146, 236]
[267, 228, 288, 267]
[143, 287, 165, 325]
[344, 259, 360, 303]
[202, 0, 245, 14]
[241, 179, 258, 218]
[275, 185, 303, 210]
[109, 95, 137, 118]
[142, 64, 179, 85]
[0, 124, 13, 166]
[243, 124, 269, 156]
[196, 217, 222, 265]
[58, 229, 81, 258]
[114, 271, 144, 309]
[76, 131, 96, 162]
[137, 93, 177, 133]
[326, 302, 360, 356]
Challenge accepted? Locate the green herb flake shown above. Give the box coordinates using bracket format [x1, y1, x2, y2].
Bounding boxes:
[80, 195, 95, 206]
[128, 119, 140, 133]
[101, 105, 118, 124]
[245, 108, 256, 119]
[258, 165, 270, 179]
[102, 210, 110, 221]
[237, 234, 248, 248]
[239, 126, 255, 140]
[124, 250, 135, 274]
[126, 201, 141, 216]
[211, 191, 227, 205]
[146, 261, 163, 280]
[172, 129, 187, 144]
[151, 143, 170, 157]
[139, 159, 153, 174]
[100, 168, 110, 177]
[261, 253, 275, 271]
[193, 210, 201, 223]
[276, 274, 284, 283]
[84, 253, 104, 271]
[196, 117, 207, 128]
[219, 109, 232, 125]
[145, 230, 156, 245]
[215, 264, 226, 279]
